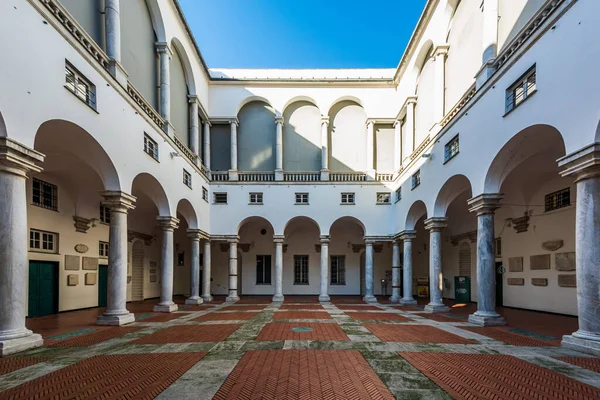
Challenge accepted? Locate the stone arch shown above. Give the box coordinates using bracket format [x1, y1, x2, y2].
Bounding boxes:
[145, 0, 167, 42]
[237, 101, 277, 171]
[405, 200, 428, 231]
[283, 100, 322, 172]
[328, 100, 368, 172]
[171, 38, 197, 96]
[282, 96, 319, 114]
[326, 96, 364, 115]
[327, 216, 366, 236]
[131, 173, 171, 216]
[236, 96, 274, 115]
[283, 216, 322, 236]
[412, 39, 434, 80]
[176, 198, 198, 229]
[237, 216, 275, 235]
[433, 174, 473, 217]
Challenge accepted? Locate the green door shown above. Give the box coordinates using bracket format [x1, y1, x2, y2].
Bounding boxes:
[98, 265, 108, 307]
[28, 261, 58, 317]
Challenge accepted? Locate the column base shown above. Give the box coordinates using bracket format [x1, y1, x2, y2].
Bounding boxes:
[185, 297, 203, 305]
[320, 169, 329, 181]
[97, 312, 135, 326]
[400, 298, 417, 306]
[153, 303, 178, 313]
[226, 296, 240, 303]
[468, 312, 506, 326]
[0, 332, 43, 356]
[272, 294, 284, 302]
[275, 169, 284, 181]
[562, 331, 600, 356]
[363, 295, 377, 303]
[389, 295, 401, 304]
[424, 303, 449, 313]
[228, 170, 239, 181]
[366, 169, 376, 181]
[201, 294, 213, 302]
[319, 295, 330, 302]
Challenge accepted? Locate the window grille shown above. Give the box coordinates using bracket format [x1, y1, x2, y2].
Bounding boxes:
[506, 66, 536, 113]
[65, 61, 96, 109]
[183, 169, 192, 188]
[444, 135, 459, 163]
[32, 178, 58, 211]
[249, 192, 263, 204]
[545, 188, 570, 212]
[294, 255, 309, 284]
[412, 170, 421, 190]
[144, 134, 159, 161]
[330, 255, 346, 285]
[295, 193, 309, 204]
[214, 192, 228, 204]
[341, 193, 355, 204]
[256, 255, 272, 284]
[99, 241, 110, 258]
[376, 192, 391, 204]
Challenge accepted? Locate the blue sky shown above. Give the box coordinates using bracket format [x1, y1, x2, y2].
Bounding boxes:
[178, 0, 428, 69]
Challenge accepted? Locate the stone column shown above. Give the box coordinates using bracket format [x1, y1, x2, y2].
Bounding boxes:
[390, 240, 401, 303]
[433, 45, 449, 123]
[424, 218, 449, 312]
[226, 238, 240, 302]
[275, 116, 284, 181]
[185, 230, 203, 305]
[467, 194, 506, 326]
[97, 191, 137, 325]
[203, 121, 211, 170]
[0, 138, 44, 356]
[273, 235, 284, 302]
[154, 216, 179, 312]
[319, 235, 330, 302]
[363, 239, 377, 303]
[202, 240, 213, 302]
[476, 0, 499, 88]
[320, 117, 330, 181]
[393, 119, 402, 173]
[105, 0, 127, 85]
[156, 42, 173, 134]
[229, 120, 238, 181]
[402, 97, 417, 164]
[400, 230, 417, 305]
[366, 121, 376, 180]
[559, 144, 600, 355]
[188, 96, 200, 158]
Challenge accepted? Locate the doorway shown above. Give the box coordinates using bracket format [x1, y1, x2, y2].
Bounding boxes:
[98, 265, 108, 307]
[495, 261, 504, 307]
[28, 261, 59, 317]
[131, 241, 144, 301]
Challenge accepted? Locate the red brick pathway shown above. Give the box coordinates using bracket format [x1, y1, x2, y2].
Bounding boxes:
[462, 327, 560, 347]
[283, 296, 319, 304]
[139, 313, 185, 322]
[337, 305, 382, 311]
[236, 296, 273, 304]
[346, 312, 411, 322]
[1, 353, 205, 399]
[273, 311, 332, 320]
[330, 296, 365, 304]
[366, 324, 474, 344]
[279, 304, 324, 310]
[45, 327, 141, 347]
[389, 305, 421, 311]
[417, 313, 463, 322]
[400, 352, 600, 400]
[213, 350, 394, 400]
[0, 357, 49, 376]
[132, 324, 241, 344]
[178, 305, 216, 311]
[223, 305, 268, 311]
[556, 357, 600, 374]
[256, 323, 349, 341]
[194, 312, 259, 322]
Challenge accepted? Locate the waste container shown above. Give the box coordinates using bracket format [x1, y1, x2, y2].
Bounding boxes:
[454, 276, 470, 302]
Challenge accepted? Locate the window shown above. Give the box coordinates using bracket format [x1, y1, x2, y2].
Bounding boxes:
[545, 188, 570, 212]
[395, 187, 402, 203]
[294, 255, 309, 285]
[494, 238, 502, 258]
[256, 255, 272, 284]
[412, 170, 421, 190]
[444, 135, 459, 163]
[376, 192, 391, 204]
[330, 255, 346, 285]
[506, 65, 536, 113]
[99, 204, 111, 224]
[183, 169, 192, 188]
[29, 229, 58, 253]
[214, 192, 228, 204]
[32, 178, 58, 211]
[249, 192, 263, 204]
[295, 192, 309, 204]
[99, 241, 109, 258]
[202, 187, 209, 202]
[341, 192, 355, 204]
[144, 133, 159, 161]
[65, 61, 96, 109]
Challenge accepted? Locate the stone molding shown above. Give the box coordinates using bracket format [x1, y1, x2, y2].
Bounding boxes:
[424, 217, 448, 231]
[433, 44, 450, 57]
[100, 191, 136, 213]
[319, 235, 330, 244]
[156, 216, 179, 231]
[128, 230, 153, 245]
[468, 193, 503, 215]
[186, 229, 204, 240]
[155, 41, 172, 57]
[0, 137, 44, 177]
[73, 216, 92, 233]
[273, 235, 285, 244]
[398, 230, 417, 241]
[450, 230, 477, 246]
[558, 143, 600, 181]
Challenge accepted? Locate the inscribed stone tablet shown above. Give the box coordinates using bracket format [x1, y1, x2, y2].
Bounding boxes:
[555, 252, 576, 271]
[558, 274, 576, 287]
[507, 278, 524, 286]
[82, 257, 98, 270]
[530, 254, 550, 270]
[85, 273, 97, 285]
[531, 278, 548, 287]
[67, 274, 79, 286]
[508, 257, 523, 272]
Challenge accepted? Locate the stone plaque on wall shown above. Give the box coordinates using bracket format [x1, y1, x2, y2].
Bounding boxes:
[530, 254, 550, 270]
[558, 274, 576, 287]
[508, 257, 523, 272]
[531, 278, 548, 287]
[82, 257, 98, 271]
[556, 252, 576, 271]
[507, 278, 524, 286]
[150, 275, 157, 283]
[149, 268, 157, 274]
[67, 274, 79, 286]
[65, 255, 80, 271]
[85, 273, 97, 285]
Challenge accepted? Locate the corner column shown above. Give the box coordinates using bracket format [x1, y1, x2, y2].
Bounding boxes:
[424, 217, 449, 312]
[320, 117, 330, 181]
[203, 121, 211, 170]
[185, 230, 203, 305]
[467, 194, 506, 326]
[0, 138, 44, 356]
[275, 117, 284, 181]
[202, 239, 213, 302]
[319, 235, 330, 302]
[105, 0, 127, 85]
[156, 42, 173, 135]
[393, 119, 402, 173]
[400, 230, 417, 305]
[402, 97, 417, 164]
[229, 120, 238, 181]
[433, 45, 449, 123]
[226, 238, 240, 302]
[273, 235, 284, 302]
[188, 96, 200, 159]
[154, 216, 179, 312]
[476, 0, 499, 87]
[363, 239, 377, 303]
[390, 240, 401, 303]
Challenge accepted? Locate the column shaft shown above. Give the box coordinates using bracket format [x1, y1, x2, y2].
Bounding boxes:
[366, 121, 375, 177]
[321, 118, 329, 171]
[363, 241, 376, 303]
[482, 0, 499, 63]
[273, 237, 284, 302]
[154, 217, 179, 312]
[403, 100, 416, 162]
[400, 232, 417, 305]
[391, 241, 401, 303]
[202, 240, 213, 302]
[275, 118, 283, 171]
[227, 241, 239, 302]
[189, 98, 200, 156]
[157, 44, 171, 126]
[185, 233, 202, 305]
[424, 218, 449, 312]
[434, 47, 448, 123]
[203, 122, 211, 169]
[105, 0, 121, 61]
[319, 237, 330, 302]
[230, 122, 238, 171]
[394, 120, 402, 172]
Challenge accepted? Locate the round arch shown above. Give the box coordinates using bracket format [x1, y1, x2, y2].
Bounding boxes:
[236, 96, 274, 115]
[176, 198, 198, 229]
[412, 39, 434, 78]
[433, 174, 473, 217]
[282, 96, 320, 114]
[283, 216, 322, 236]
[131, 173, 171, 216]
[327, 216, 366, 236]
[171, 38, 197, 95]
[405, 200, 428, 231]
[326, 96, 364, 116]
[237, 216, 275, 235]
[145, 0, 167, 42]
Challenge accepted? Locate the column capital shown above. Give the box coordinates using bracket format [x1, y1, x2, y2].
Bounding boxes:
[393, 119, 402, 128]
[366, 119, 376, 129]
[424, 217, 448, 231]
[558, 143, 600, 181]
[229, 119, 239, 127]
[0, 138, 44, 177]
[155, 42, 172, 57]
[156, 216, 179, 231]
[187, 94, 200, 106]
[433, 44, 450, 57]
[187, 229, 203, 240]
[227, 236, 239, 244]
[273, 235, 285, 243]
[100, 191, 136, 213]
[399, 230, 417, 241]
[402, 96, 418, 110]
[364, 237, 376, 245]
[204, 120, 212, 128]
[321, 116, 330, 126]
[468, 194, 503, 215]
[319, 235, 330, 244]
[274, 116, 284, 125]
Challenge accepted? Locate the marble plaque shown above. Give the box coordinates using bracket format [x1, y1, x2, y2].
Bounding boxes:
[67, 274, 79, 286]
[150, 275, 157, 283]
[85, 273, 97, 285]
[531, 278, 548, 287]
[508, 257, 523, 272]
[556, 252, 576, 271]
[82, 257, 98, 271]
[530, 254, 550, 270]
[507, 278, 524, 286]
[558, 274, 576, 287]
[149, 268, 157, 274]
[65, 255, 80, 271]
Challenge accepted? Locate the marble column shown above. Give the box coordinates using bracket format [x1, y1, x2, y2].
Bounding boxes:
[363, 239, 377, 303]
[154, 216, 179, 312]
[105, 0, 127, 85]
[320, 117, 329, 181]
[188, 96, 200, 157]
[273, 235, 284, 302]
[559, 144, 600, 356]
[476, 0, 499, 87]
[319, 236, 330, 302]
[203, 121, 211, 169]
[97, 191, 137, 325]
[433, 45, 449, 123]
[393, 119, 402, 173]
[229, 121, 238, 181]
[424, 218, 449, 312]
[202, 240, 213, 302]
[402, 97, 417, 164]
[185, 230, 203, 305]
[390, 240, 401, 303]
[275, 117, 284, 181]
[467, 194, 506, 326]
[226, 238, 240, 302]
[156, 42, 172, 134]
[0, 138, 44, 356]
[366, 121, 375, 179]
[400, 230, 417, 305]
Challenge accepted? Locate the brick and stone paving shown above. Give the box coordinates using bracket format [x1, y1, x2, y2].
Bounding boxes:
[0, 296, 594, 399]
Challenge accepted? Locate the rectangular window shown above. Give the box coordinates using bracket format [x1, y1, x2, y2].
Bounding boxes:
[545, 187, 571, 212]
[341, 192, 355, 204]
[32, 178, 58, 211]
[249, 192, 263, 204]
[412, 170, 421, 190]
[376, 192, 391, 204]
[294, 255, 309, 285]
[494, 237, 502, 258]
[256, 255, 272, 285]
[295, 192, 309, 204]
[202, 187, 209, 202]
[183, 169, 192, 188]
[144, 133, 159, 161]
[444, 135, 459, 163]
[29, 229, 58, 253]
[506, 65, 536, 113]
[99, 204, 111, 224]
[65, 61, 96, 109]
[99, 241, 109, 258]
[395, 187, 402, 203]
[330, 255, 346, 285]
[214, 192, 228, 204]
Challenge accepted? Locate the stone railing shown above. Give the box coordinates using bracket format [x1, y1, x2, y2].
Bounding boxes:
[200, 164, 210, 176]
[440, 84, 476, 128]
[126, 82, 165, 130]
[284, 172, 321, 182]
[330, 172, 368, 182]
[173, 135, 196, 163]
[211, 172, 229, 182]
[410, 136, 432, 161]
[238, 172, 275, 182]
[376, 173, 394, 182]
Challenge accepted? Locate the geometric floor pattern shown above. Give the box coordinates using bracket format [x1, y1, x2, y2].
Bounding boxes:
[0, 296, 595, 399]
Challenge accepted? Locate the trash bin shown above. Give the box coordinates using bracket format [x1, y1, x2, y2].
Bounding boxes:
[454, 276, 470, 302]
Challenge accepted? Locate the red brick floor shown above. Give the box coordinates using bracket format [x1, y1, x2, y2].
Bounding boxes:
[366, 324, 475, 344]
[256, 323, 349, 341]
[400, 352, 600, 400]
[177, 304, 217, 311]
[346, 312, 412, 322]
[194, 312, 259, 322]
[223, 305, 268, 311]
[273, 311, 332, 320]
[279, 304, 324, 310]
[417, 313, 463, 322]
[461, 327, 561, 347]
[330, 296, 366, 304]
[389, 305, 422, 311]
[45, 326, 141, 347]
[213, 350, 394, 400]
[0, 357, 49, 376]
[132, 324, 241, 344]
[336, 305, 382, 311]
[556, 357, 600, 374]
[236, 296, 273, 304]
[283, 296, 319, 304]
[137, 313, 186, 322]
[1, 353, 206, 399]
[26, 308, 105, 338]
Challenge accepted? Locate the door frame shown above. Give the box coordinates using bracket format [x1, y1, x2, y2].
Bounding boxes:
[28, 260, 59, 317]
[495, 261, 504, 307]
